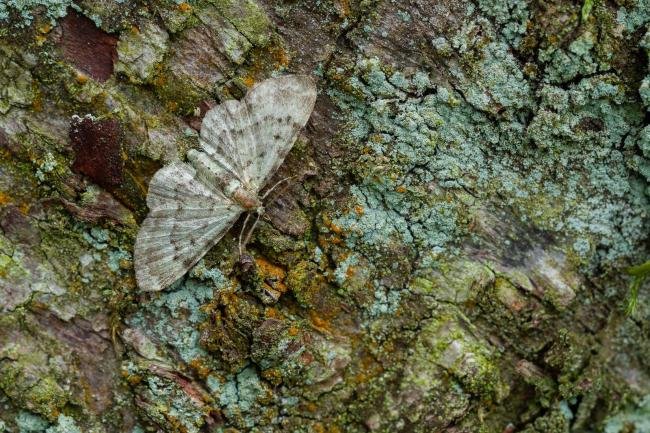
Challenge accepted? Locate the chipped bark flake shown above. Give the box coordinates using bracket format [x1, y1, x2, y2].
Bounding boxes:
[69, 115, 123, 188]
[59, 11, 117, 82]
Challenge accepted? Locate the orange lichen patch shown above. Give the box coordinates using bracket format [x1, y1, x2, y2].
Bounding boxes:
[166, 100, 179, 111]
[261, 368, 282, 384]
[322, 214, 343, 234]
[75, 72, 89, 84]
[31, 91, 43, 112]
[178, 2, 192, 13]
[241, 75, 256, 88]
[345, 264, 358, 280]
[49, 409, 61, 420]
[303, 401, 318, 413]
[313, 423, 326, 433]
[354, 205, 365, 216]
[35, 34, 47, 46]
[255, 256, 288, 293]
[269, 45, 290, 68]
[153, 74, 167, 87]
[129, 25, 140, 35]
[337, 0, 351, 17]
[309, 310, 332, 332]
[265, 307, 278, 318]
[287, 325, 300, 336]
[38, 23, 53, 34]
[396, 185, 407, 193]
[0, 192, 11, 206]
[18, 203, 30, 215]
[188, 359, 211, 379]
[121, 370, 143, 385]
[328, 425, 343, 433]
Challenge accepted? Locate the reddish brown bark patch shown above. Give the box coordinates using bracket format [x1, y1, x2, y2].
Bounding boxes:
[70, 115, 123, 188]
[60, 11, 117, 82]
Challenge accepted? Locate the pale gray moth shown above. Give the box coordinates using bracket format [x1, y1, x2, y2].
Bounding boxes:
[134, 75, 317, 292]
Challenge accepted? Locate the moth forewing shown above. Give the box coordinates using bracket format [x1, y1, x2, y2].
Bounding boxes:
[134, 75, 317, 292]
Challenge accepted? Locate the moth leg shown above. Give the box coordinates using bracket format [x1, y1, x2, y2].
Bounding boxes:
[238, 212, 252, 257]
[242, 212, 261, 249]
[261, 175, 298, 200]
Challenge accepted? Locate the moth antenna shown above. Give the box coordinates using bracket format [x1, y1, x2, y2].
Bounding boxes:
[238, 213, 252, 257]
[261, 175, 298, 200]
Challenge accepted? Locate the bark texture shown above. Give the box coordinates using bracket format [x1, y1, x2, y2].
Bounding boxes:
[0, 1, 649, 432]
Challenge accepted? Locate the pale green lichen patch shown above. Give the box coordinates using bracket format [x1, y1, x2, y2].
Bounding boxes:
[115, 22, 169, 84]
[208, 0, 272, 47]
[0, 49, 35, 114]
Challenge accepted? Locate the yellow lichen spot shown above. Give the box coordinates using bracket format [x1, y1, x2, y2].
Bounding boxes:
[38, 23, 52, 34]
[288, 325, 299, 336]
[178, 2, 192, 13]
[127, 374, 143, 385]
[345, 265, 357, 280]
[261, 368, 282, 384]
[241, 75, 256, 88]
[166, 101, 179, 111]
[269, 45, 290, 68]
[189, 359, 211, 379]
[337, 0, 350, 17]
[153, 74, 167, 87]
[354, 205, 364, 216]
[313, 423, 326, 433]
[265, 307, 281, 319]
[309, 310, 331, 332]
[304, 401, 318, 412]
[35, 35, 47, 46]
[255, 257, 288, 293]
[0, 192, 10, 206]
[328, 426, 343, 433]
[75, 72, 89, 85]
[396, 185, 407, 193]
[31, 91, 43, 112]
[322, 214, 343, 234]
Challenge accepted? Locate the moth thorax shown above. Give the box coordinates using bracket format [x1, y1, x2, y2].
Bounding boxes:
[232, 187, 262, 210]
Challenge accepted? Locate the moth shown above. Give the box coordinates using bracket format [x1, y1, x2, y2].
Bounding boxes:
[134, 75, 317, 292]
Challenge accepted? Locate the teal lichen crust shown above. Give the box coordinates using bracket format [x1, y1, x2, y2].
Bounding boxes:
[115, 22, 169, 85]
[0, 0, 72, 27]
[605, 394, 650, 433]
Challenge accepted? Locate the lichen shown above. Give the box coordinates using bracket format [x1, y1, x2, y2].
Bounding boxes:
[0, 0, 72, 27]
[115, 22, 169, 84]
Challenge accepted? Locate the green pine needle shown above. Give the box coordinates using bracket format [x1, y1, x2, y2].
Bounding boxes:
[581, 0, 594, 22]
[626, 260, 650, 315]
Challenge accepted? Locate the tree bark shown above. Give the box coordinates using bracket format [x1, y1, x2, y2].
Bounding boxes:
[1, 1, 649, 432]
